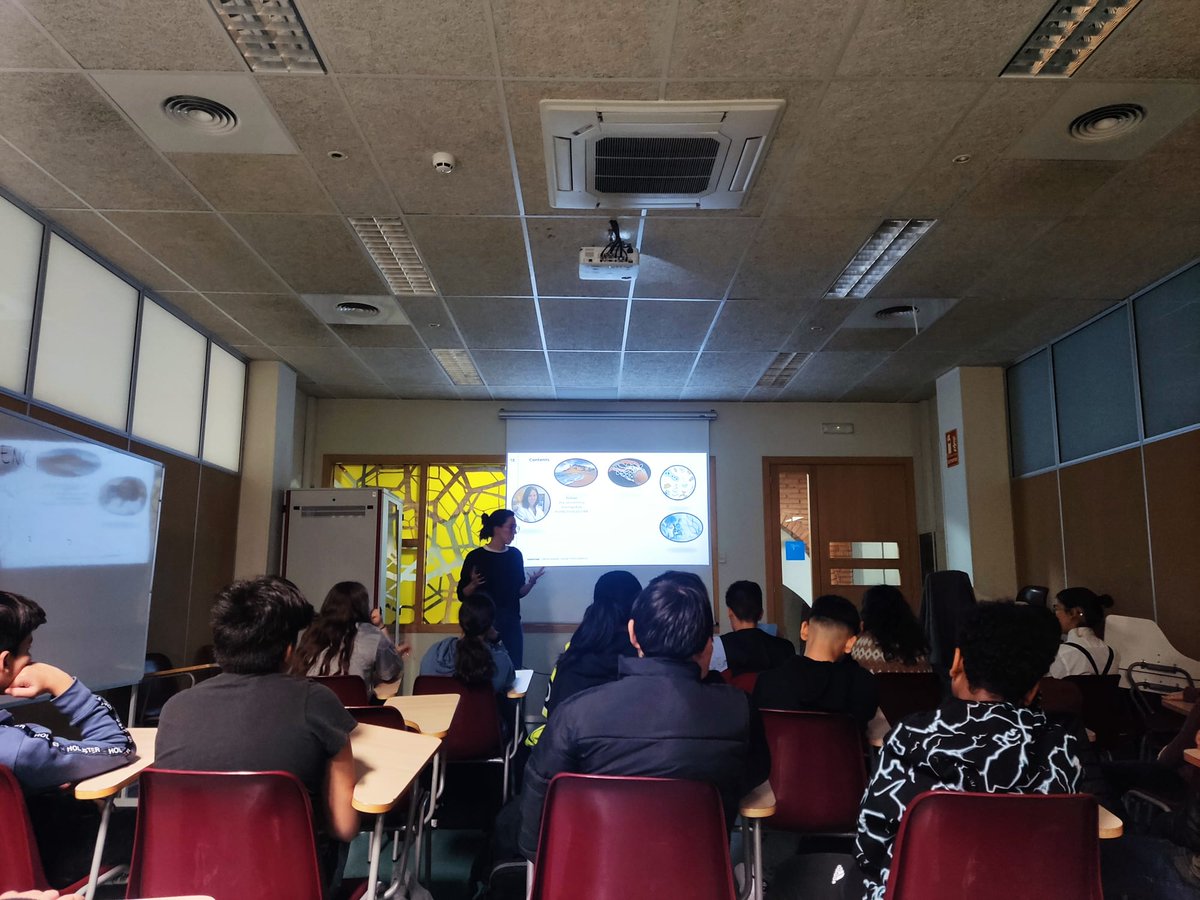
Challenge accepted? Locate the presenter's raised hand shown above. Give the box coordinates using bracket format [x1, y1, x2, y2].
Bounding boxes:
[527, 567, 546, 586]
[4, 662, 74, 699]
[466, 566, 487, 593]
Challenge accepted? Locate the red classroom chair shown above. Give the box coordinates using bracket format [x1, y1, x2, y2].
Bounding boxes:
[126, 768, 365, 900]
[760, 709, 867, 835]
[872, 671, 942, 726]
[530, 774, 736, 900]
[309, 674, 371, 706]
[0, 765, 93, 894]
[885, 790, 1102, 899]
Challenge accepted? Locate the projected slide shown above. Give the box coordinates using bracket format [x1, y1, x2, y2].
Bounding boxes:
[0, 438, 160, 568]
[506, 451, 710, 567]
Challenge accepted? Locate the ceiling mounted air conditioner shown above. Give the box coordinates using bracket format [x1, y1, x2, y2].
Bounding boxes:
[541, 99, 785, 210]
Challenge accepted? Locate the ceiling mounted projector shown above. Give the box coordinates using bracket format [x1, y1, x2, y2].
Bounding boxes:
[579, 246, 640, 281]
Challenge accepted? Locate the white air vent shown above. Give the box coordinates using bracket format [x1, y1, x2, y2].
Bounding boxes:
[541, 99, 785, 210]
[299, 294, 410, 326]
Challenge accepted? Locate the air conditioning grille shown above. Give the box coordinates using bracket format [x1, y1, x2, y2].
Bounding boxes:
[594, 136, 720, 195]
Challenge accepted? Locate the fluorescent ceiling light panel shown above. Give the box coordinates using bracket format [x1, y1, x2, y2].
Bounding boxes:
[756, 352, 803, 388]
[349, 218, 437, 296]
[825, 219, 936, 299]
[1001, 0, 1145, 78]
[207, 0, 325, 73]
[432, 349, 483, 386]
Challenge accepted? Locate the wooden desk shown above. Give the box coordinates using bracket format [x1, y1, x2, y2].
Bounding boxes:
[1162, 694, 1195, 717]
[385, 693, 461, 739]
[1184, 748, 1200, 769]
[738, 781, 776, 900]
[75, 727, 156, 900]
[1098, 804, 1124, 839]
[508, 668, 534, 699]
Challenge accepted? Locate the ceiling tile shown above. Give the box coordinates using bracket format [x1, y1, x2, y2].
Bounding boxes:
[528, 216, 637, 298]
[357, 348, 452, 386]
[225, 213, 386, 294]
[18, 0, 241, 71]
[781, 351, 889, 400]
[493, 0, 672, 78]
[276, 345, 377, 383]
[704, 299, 808, 352]
[489, 385, 557, 400]
[625, 300, 718, 351]
[330, 324, 425, 349]
[205, 293, 338, 347]
[44, 209, 187, 291]
[444, 297, 542, 350]
[837, 0, 1050, 78]
[157, 290, 256, 345]
[950, 159, 1125, 221]
[782, 301, 858, 352]
[473, 350, 551, 386]
[406, 216, 532, 296]
[687, 351, 774, 389]
[733, 216, 877, 301]
[232, 342, 282, 361]
[838, 350, 960, 402]
[679, 385, 749, 400]
[0, 2, 74, 68]
[1077, 0, 1200, 81]
[555, 386, 619, 400]
[1073, 154, 1200, 224]
[298, 0, 494, 76]
[0, 73, 202, 210]
[971, 299, 1123, 361]
[899, 297, 1025, 354]
[317, 382, 398, 399]
[104, 211, 288, 293]
[504, 80, 660, 217]
[539, 298, 627, 351]
[168, 154, 336, 215]
[620, 386, 681, 400]
[548, 351, 620, 387]
[256, 75, 398, 217]
[620, 351, 697, 387]
[670, 0, 860, 79]
[0, 139, 83, 209]
[634, 217, 757, 299]
[823, 327, 916, 352]
[396, 296, 465, 348]
[390, 384, 461, 400]
[342, 77, 515, 215]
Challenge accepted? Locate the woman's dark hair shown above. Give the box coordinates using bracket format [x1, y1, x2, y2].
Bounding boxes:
[559, 571, 642, 669]
[479, 509, 515, 541]
[1056, 587, 1114, 637]
[289, 581, 372, 677]
[521, 486, 539, 508]
[958, 602, 1061, 703]
[0, 591, 46, 656]
[456, 592, 498, 685]
[861, 584, 928, 665]
[211, 576, 314, 675]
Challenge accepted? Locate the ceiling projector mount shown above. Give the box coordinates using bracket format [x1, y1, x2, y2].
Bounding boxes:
[579, 220, 640, 281]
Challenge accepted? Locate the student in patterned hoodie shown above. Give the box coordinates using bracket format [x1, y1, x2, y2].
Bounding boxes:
[855, 601, 1082, 900]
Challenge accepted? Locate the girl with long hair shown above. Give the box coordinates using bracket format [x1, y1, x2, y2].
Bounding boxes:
[852, 584, 932, 674]
[419, 592, 516, 695]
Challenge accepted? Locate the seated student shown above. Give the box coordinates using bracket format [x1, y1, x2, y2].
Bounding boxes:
[419, 592, 516, 696]
[1, 591, 136, 886]
[856, 602, 1081, 900]
[719, 580, 795, 677]
[851, 585, 932, 674]
[518, 571, 770, 860]
[753, 594, 879, 732]
[155, 577, 359, 883]
[290, 580, 408, 697]
[1048, 587, 1119, 678]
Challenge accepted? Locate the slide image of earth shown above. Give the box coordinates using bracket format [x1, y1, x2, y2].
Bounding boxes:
[659, 465, 696, 500]
[607, 458, 651, 487]
[99, 476, 148, 515]
[554, 458, 597, 487]
[37, 447, 102, 477]
[660, 512, 704, 543]
[512, 484, 550, 523]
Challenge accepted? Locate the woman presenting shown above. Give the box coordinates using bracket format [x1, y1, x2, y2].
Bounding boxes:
[457, 508, 543, 668]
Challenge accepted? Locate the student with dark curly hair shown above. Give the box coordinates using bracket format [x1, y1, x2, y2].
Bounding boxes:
[851, 585, 931, 674]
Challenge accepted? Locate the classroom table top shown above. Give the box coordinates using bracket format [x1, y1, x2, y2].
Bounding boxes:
[1098, 804, 1123, 839]
[1162, 694, 1195, 717]
[1184, 748, 1200, 769]
[739, 780, 777, 819]
[385, 693, 461, 738]
[74, 727, 157, 800]
[349, 722, 441, 815]
[508, 668, 534, 699]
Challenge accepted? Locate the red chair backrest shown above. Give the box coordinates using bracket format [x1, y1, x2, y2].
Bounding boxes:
[531, 774, 736, 900]
[873, 672, 942, 726]
[761, 709, 867, 833]
[0, 765, 52, 891]
[885, 790, 1102, 900]
[309, 674, 371, 706]
[346, 705, 412, 730]
[730, 671, 759, 694]
[413, 675, 503, 760]
[126, 769, 325, 900]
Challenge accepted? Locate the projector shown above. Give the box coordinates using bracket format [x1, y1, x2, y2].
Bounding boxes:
[579, 246, 640, 281]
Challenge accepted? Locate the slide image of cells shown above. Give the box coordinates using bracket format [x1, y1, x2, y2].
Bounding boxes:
[554, 458, 598, 487]
[37, 447, 102, 477]
[607, 458, 651, 487]
[659, 465, 696, 500]
[659, 512, 704, 543]
[512, 484, 551, 523]
[99, 476, 148, 515]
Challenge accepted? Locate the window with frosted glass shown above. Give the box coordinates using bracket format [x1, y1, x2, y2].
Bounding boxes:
[201, 345, 245, 471]
[1053, 306, 1139, 462]
[33, 235, 138, 429]
[1134, 263, 1200, 438]
[0, 197, 44, 393]
[1007, 349, 1057, 474]
[133, 300, 207, 454]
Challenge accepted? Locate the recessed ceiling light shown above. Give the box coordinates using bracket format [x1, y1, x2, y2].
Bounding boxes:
[1001, 0, 1145, 78]
[162, 96, 238, 133]
[328, 150, 347, 160]
[809, 325, 825, 333]
[349, 217, 437, 296]
[756, 352, 803, 388]
[952, 154, 971, 164]
[1069, 104, 1145, 141]
[206, 0, 325, 73]
[427, 322, 442, 328]
[335, 301, 381, 318]
[825, 219, 936, 299]
[433, 349, 483, 386]
[875, 305, 920, 320]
